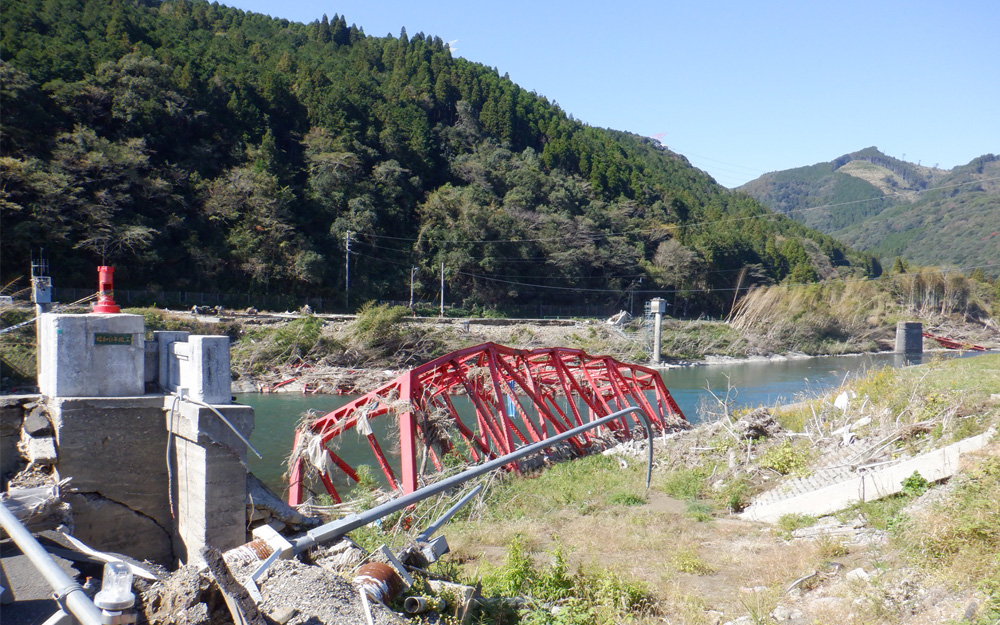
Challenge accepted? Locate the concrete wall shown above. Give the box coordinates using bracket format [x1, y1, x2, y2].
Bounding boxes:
[168, 401, 253, 565]
[38, 314, 145, 397]
[48, 396, 174, 564]
[895, 321, 923, 354]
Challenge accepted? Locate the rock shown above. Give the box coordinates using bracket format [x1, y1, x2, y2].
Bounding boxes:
[23, 406, 53, 437]
[771, 605, 803, 621]
[0, 398, 27, 435]
[846, 567, 870, 582]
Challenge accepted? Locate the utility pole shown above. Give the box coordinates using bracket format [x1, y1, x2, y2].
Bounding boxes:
[31, 251, 53, 384]
[728, 265, 748, 321]
[409, 266, 417, 311]
[649, 298, 666, 365]
[344, 230, 352, 310]
[439, 262, 445, 318]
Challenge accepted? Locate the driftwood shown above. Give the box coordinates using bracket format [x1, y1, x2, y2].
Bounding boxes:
[246, 473, 318, 530]
[1, 481, 72, 532]
[202, 546, 266, 625]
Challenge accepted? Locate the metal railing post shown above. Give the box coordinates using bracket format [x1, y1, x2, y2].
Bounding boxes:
[0, 502, 104, 625]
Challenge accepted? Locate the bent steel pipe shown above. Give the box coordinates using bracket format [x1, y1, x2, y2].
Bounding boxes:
[293, 406, 654, 554]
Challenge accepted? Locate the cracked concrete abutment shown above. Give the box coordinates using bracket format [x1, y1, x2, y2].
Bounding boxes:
[65, 492, 174, 564]
[44, 395, 178, 565]
[5, 314, 255, 570]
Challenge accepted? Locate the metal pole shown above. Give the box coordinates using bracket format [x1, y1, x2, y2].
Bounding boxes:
[653, 309, 663, 364]
[416, 484, 484, 542]
[439, 262, 444, 317]
[410, 266, 416, 311]
[344, 231, 352, 310]
[0, 502, 104, 625]
[292, 406, 653, 554]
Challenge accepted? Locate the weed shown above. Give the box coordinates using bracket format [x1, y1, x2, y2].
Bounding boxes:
[657, 468, 706, 500]
[672, 548, 715, 575]
[718, 476, 753, 512]
[814, 535, 848, 559]
[685, 500, 714, 522]
[900, 470, 930, 497]
[776, 513, 816, 539]
[739, 586, 779, 625]
[476, 538, 656, 624]
[350, 301, 410, 349]
[901, 456, 1000, 612]
[759, 440, 811, 476]
[480, 536, 536, 597]
[608, 491, 646, 507]
[774, 406, 811, 433]
[849, 495, 910, 531]
[354, 464, 380, 491]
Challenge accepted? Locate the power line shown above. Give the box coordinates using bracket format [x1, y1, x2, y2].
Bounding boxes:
[352, 239, 771, 278]
[454, 262, 1000, 297]
[360, 176, 1000, 247]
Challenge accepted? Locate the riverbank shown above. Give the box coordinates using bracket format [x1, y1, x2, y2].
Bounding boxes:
[226, 306, 997, 396]
[350, 352, 1000, 624]
[215, 351, 1000, 625]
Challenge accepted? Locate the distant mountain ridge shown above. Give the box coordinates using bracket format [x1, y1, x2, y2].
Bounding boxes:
[738, 148, 1000, 274]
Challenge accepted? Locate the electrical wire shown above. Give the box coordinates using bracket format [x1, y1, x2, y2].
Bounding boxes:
[0, 292, 100, 335]
[453, 262, 1000, 296]
[358, 175, 1000, 246]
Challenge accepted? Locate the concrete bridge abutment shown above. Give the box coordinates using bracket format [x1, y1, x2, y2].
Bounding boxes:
[16, 312, 254, 567]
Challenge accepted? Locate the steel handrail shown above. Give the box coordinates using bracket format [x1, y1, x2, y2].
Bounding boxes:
[0, 500, 103, 625]
[292, 406, 654, 554]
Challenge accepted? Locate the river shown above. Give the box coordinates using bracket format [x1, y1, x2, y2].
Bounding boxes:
[240, 351, 975, 493]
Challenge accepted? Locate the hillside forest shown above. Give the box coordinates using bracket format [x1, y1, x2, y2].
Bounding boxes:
[1, 0, 883, 316]
[739, 147, 1000, 276]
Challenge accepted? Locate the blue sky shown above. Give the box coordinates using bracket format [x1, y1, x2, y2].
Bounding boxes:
[223, 0, 998, 187]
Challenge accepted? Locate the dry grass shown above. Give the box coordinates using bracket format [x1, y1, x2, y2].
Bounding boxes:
[730, 274, 996, 356]
[420, 354, 1000, 624]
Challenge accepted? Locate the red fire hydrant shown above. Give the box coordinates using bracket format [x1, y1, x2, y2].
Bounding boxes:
[92, 266, 121, 313]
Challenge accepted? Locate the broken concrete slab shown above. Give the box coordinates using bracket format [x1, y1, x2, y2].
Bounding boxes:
[1, 483, 71, 532]
[17, 432, 57, 465]
[247, 473, 317, 531]
[741, 427, 997, 523]
[0, 396, 34, 489]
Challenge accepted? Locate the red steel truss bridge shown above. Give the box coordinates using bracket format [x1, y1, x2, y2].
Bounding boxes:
[287, 342, 686, 505]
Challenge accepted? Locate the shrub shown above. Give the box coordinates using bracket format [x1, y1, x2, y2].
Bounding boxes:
[349, 301, 410, 349]
[658, 468, 706, 500]
[759, 440, 811, 476]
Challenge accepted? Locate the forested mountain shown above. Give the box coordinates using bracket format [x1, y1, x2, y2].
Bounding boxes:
[1, 0, 879, 315]
[739, 148, 1000, 276]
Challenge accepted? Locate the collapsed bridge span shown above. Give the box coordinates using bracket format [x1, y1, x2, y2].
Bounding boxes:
[287, 342, 686, 505]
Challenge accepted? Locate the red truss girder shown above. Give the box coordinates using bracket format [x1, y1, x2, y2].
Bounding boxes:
[287, 342, 686, 505]
[922, 332, 986, 351]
